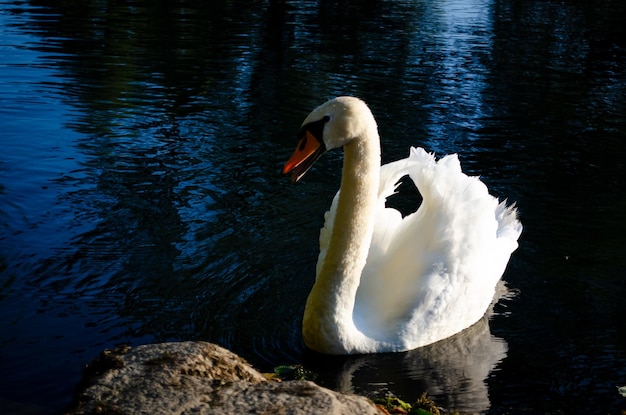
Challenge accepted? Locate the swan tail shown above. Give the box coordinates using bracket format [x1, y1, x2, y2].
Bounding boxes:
[496, 200, 522, 236]
[493, 200, 523, 258]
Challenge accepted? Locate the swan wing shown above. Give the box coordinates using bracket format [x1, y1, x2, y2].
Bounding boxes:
[354, 147, 522, 347]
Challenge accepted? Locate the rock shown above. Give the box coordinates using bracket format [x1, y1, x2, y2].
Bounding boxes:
[66, 341, 381, 415]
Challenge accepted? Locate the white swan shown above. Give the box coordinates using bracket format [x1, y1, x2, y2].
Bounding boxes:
[282, 96, 522, 355]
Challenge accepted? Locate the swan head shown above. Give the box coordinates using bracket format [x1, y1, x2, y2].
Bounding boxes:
[282, 96, 376, 183]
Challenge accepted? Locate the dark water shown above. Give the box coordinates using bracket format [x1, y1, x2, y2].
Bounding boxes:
[1, 0, 625, 413]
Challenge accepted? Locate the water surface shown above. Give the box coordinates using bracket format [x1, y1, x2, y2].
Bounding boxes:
[1, 0, 625, 414]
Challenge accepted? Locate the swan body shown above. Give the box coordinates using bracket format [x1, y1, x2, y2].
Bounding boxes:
[282, 97, 522, 354]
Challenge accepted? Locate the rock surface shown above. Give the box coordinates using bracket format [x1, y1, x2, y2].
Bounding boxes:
[66, 341, 381, 415]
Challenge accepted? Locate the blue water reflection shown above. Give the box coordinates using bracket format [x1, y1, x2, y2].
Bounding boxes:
[1, 0, 626, 413]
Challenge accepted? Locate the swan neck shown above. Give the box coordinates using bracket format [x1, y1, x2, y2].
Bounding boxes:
[303, 126, 380, 353]
[334, 138, 381, 269]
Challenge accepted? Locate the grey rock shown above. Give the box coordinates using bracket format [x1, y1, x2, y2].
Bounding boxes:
[66, 341, 381, 415]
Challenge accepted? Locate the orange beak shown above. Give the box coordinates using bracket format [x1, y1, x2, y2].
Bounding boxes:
[282, 131, 325, 183]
